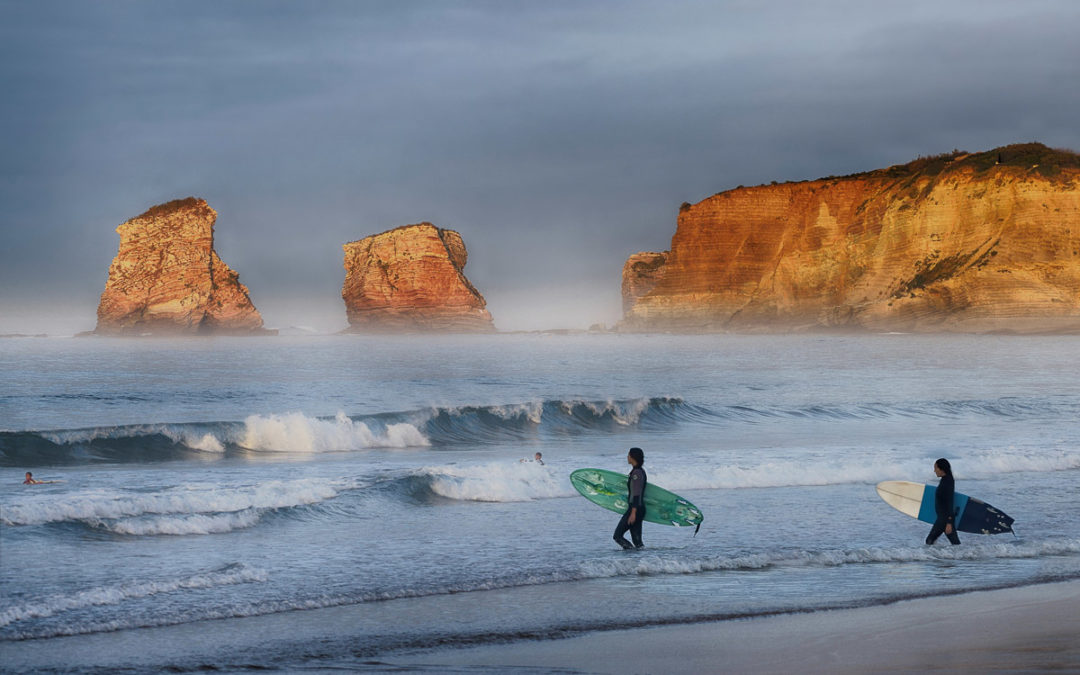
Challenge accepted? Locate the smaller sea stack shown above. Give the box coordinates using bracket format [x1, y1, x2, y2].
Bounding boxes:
[341, 223, 495, 332]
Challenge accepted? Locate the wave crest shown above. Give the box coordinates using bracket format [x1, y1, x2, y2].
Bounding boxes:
[1, 478, 345, 535]
[237, 411, 428, 453]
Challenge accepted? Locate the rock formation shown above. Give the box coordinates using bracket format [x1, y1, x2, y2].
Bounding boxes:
[95, 198, 270, 335]
[341, 223, 495, 332]
[622, 251, 669, 314]
[620, 144, 1080, 333]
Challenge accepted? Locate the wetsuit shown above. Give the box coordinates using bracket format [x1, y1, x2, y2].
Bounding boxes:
[613, 466, 647, 549]
[926, 473, 961, 545]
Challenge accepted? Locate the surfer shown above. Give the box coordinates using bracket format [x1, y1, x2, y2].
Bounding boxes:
[926, 458, 961, 545]
[613, 447, 646, 550]
[520, 452, 544, 465]
[23, 471, 42, 485]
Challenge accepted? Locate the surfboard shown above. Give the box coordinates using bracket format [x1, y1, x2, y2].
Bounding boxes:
[875, 480, 1014, 534]
[570, 468, 703, 529]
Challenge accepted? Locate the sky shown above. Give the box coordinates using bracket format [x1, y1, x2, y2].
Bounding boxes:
[2, 0, 1078, 333]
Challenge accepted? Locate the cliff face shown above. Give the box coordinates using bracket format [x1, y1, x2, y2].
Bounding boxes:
[95, 198, 269, 335]
[621, 144, 1080, 333]
[341, 223, 495, 332]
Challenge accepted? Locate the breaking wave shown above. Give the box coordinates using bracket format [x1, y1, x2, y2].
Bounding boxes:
[1, 478, 346, 535]
[0, 397, 689, 465]
[4, 394, 1077, 467]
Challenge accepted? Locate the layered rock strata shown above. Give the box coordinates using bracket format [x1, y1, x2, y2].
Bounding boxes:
[620, 144, 1080, 333]
[342, 223, 495, 332]
[95, 198, 270, 335]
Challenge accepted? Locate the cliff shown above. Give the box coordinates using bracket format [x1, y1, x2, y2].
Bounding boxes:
[95, 198, 270, 335]
[341, 223, 495, 332]
[620, 143, 1080, 333]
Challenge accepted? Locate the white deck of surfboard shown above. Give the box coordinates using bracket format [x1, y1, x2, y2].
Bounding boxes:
[875, 480, 925, 519]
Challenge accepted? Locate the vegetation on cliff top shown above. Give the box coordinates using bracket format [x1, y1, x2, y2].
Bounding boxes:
[856, 143, 1080, 182]
[135, 197, 205, 222]
[712, 143, 1080, 199]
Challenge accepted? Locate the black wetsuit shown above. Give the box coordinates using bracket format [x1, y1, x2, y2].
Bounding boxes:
[926, 473, 961, 545]
[613, 466, 647, 549]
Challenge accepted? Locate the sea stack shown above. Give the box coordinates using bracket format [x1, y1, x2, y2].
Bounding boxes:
[95, 198, 270, 335]
[620, 143, 1080, 334]
[341, 223, 495, 332]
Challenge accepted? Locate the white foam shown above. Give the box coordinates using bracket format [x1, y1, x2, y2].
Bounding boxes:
[102, 510, 264, 536]
[0, 564, 267, 628]
[1, 478, 342, 528]
[180, 432, 226, 453]
[236, 411, 429, 452]
[575, 537, 1080, 580]
[650, 447, 1080, 492]
[423, 460, 570, 502]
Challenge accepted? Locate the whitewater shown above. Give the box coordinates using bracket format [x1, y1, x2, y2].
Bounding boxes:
[1, 333, 1079, 672]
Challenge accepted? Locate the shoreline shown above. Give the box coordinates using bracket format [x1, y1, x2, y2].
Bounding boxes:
[391, 579, 1080, 674]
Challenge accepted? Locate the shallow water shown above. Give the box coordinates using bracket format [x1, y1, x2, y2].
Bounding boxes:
[1, 334, 1078, 672]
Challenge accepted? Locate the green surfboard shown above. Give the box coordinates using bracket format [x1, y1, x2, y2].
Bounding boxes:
[570, 468, 704, 529]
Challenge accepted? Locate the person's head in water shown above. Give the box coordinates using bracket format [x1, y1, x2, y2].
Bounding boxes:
[534, 452, 543, 465]
[627, 447, 644, 467]
[934, 458, 953, 478]
[23, 472, 36, 484]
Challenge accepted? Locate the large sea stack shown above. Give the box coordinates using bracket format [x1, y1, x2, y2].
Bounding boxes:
[341, 223, 495, 332]
[95, 198, 270, 335]
[620, 143, 1080, 333]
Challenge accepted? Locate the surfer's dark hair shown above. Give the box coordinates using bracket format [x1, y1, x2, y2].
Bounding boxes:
[628, 447, 644, 466]
[935, 458, 953, 476]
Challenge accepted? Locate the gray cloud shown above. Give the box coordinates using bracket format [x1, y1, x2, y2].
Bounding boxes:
[2, 0, 1078, 332]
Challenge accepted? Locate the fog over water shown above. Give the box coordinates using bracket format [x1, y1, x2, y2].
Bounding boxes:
[2, 1, 1079, 333]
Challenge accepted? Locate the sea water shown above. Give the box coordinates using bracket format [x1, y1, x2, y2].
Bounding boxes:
[1, 334, 1078, 672]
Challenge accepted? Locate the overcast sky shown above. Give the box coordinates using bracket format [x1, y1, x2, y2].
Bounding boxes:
[2, 0, 1078, 333]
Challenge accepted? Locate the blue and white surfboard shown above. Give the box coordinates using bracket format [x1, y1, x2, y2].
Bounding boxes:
[876, 481, 1014, 535]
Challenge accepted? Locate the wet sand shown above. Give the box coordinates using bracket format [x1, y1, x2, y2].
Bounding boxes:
[392, 580, 1080, 674]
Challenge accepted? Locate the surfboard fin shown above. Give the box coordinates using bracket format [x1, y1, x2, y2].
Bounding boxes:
[694, 522, 701, 536]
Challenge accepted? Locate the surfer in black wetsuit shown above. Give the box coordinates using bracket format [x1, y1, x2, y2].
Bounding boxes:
[613, 447, 646, 550]
[926, 458, 960, 545]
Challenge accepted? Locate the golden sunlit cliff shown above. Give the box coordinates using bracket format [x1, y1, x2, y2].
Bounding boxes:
[620, 143, 1080, 333]
[95, 198, 270, 335]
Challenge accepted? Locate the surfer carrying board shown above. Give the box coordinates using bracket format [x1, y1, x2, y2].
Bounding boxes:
[926, 458, 961, 545]
[613, 447, 647, 550]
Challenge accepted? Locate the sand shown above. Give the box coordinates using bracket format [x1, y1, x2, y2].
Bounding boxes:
[3, 580, 1076, 673]
[392, 580, 1080, 674]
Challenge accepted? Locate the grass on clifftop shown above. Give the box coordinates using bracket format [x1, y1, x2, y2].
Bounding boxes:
[137, 197, 204, 221]
[866, 143, 1080, 182]
[710, 143, 1079, 200]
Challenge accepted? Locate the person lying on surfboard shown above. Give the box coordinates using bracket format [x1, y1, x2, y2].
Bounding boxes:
[23, 471, 43, 485]
[613, 447, 646, 550]
[926, 458, 960, 545]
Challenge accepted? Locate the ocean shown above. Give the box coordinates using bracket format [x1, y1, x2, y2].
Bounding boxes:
[1, 333, 1079, 673]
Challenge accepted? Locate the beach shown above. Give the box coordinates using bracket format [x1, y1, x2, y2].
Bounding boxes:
[394, 580, 1080, 674]
[3, 578, 1076, 673]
